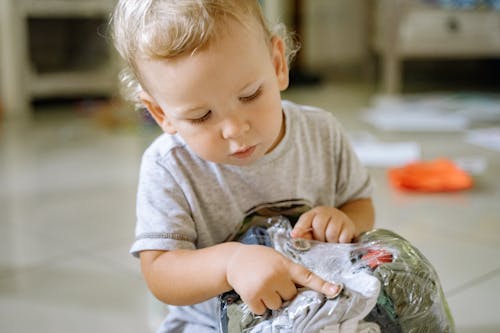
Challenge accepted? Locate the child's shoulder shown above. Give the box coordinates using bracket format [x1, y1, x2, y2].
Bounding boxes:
[142, 133, 188, 165]
[282, 100, 341, 128]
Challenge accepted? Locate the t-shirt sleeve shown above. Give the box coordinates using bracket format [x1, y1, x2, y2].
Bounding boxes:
[332, 118, 373, 207]
[130, 152, 197, 257]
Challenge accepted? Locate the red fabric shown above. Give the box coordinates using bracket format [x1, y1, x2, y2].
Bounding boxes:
[361, 249, 393, 270]
[388, 158, 473, 192]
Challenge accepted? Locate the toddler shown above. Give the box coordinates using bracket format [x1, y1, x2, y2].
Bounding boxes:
[111, 1, 375, 332]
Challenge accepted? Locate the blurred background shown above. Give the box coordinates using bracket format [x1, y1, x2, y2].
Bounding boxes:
[1, 0, 499, 332]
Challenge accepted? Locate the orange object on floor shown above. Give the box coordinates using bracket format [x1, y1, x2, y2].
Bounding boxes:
[388, 158, 473, 192]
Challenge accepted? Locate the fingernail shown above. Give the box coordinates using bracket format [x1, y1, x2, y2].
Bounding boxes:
[327, 283, 343, 299]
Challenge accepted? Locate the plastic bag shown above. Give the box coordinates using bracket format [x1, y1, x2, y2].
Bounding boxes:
[219, 216, 455, 333]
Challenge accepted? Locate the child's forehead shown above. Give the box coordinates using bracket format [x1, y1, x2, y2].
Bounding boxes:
[136, 19, 271, 102]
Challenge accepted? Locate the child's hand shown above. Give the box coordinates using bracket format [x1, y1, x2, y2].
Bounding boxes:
[291, 206, 355, 243]
[226, 244, 341, 315]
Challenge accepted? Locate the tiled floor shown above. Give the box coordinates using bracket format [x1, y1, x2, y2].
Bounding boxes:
[1, 81, 499, 332]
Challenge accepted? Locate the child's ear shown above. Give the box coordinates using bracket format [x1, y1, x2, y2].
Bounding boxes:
[271, 36, 289, 91]
[139, 91, 177, 134]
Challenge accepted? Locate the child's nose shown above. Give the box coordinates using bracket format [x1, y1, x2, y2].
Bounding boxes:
[221, 114, 250, 139]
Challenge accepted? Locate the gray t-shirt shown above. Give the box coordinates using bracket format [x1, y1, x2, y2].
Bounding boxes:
[132, 100, 373, 332]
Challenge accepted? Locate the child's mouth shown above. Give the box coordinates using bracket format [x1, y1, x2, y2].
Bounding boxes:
[231, 145, 256, 159]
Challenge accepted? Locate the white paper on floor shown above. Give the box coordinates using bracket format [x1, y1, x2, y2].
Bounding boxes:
[453, 156, 488, 175]
[465, 127, 500, 152]
[349, 131, 421, 167]
[353, 141, 421, 167]
[363, 93, 500, 132]
[447, 94, 500, 122]
[363, 99, 469, 132]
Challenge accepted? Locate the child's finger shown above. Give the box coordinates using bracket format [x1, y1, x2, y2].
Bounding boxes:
[245, 299, 267, 315]
[325, 221, 341, 243]
[290, 227, 313, 239]
[289, 261, 342, 299]
[338, 229, 354, 244]
[291, 210, 315, 238]
[261, 292, 283, 311]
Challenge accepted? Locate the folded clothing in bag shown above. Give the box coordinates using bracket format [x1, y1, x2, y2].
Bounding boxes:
[219, 217, 455, 333]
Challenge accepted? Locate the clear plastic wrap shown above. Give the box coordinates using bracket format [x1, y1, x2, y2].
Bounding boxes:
[219, 216, 455, 333]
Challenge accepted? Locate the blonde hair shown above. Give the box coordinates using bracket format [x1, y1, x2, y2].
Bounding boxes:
[110, 0, 299, 103]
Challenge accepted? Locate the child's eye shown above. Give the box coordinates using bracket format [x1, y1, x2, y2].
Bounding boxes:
[239, 87, 262, 103]
[189, 110, 211, 124]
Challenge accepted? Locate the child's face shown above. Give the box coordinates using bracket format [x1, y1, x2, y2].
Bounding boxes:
[138, 19, 289, 166]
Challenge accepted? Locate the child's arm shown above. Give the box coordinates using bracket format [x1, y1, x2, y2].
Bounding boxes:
[140, 242, 341, 315]
[291, 198, 375, 243]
